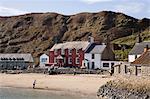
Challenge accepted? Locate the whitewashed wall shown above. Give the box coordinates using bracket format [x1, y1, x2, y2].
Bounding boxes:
[39, 54, 49, 68]
[84, 53, 101, 69]
[101, 61, 123, 70]
[128, 54, 141, 62]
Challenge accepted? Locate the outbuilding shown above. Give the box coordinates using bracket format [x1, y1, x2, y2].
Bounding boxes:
[39, 54, 49, 68]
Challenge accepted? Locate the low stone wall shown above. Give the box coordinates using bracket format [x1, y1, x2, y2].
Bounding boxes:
[0, 68, 110, 75]
[97, 82, 150, 99]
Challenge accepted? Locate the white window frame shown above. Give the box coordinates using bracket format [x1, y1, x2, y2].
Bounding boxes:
[61, 49, 65, 55]
[69, 49, 72, 55]
[76, 57, 80, 64]
[103, 63, 109, 68]
[68, 57, 72, 64]
[76, 49, 79, 55]
[41, 58, 47, 63]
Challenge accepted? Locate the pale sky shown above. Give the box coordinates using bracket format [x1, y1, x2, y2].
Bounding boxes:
[0, 0, 149, 19]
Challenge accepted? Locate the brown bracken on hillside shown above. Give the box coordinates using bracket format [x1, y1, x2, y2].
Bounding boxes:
[0, 11, 149, 65]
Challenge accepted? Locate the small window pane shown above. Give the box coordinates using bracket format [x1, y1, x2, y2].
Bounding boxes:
[92, 54, 95, 59]
[103, 63, 109, 67]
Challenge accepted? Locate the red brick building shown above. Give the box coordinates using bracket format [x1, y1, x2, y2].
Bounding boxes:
[49, 41, 91, 68]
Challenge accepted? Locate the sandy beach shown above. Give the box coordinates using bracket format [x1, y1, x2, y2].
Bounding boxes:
[0, 73, 114, 97]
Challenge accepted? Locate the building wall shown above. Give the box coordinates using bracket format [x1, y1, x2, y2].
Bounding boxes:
[129, 65, 150, 76]
[49, 49, 84, 67]
[101, 61, 122, 70]
[114, 66, 119, 75]
[84, 53, 123, 70]
[141, 66, 150, 76]
[39, 54, 49, 68]
[84, 53, 101, 69]
[0, 61, 32, 70]
[114, 64, 128, 75]
[128, 54, 141, 62]
[49, 51, 54, 63]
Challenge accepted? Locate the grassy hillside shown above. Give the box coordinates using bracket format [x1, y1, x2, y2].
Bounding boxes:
[112, 28, 150, 61]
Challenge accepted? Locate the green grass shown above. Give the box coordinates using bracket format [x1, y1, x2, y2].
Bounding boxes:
[114, 49, 131, 61]
[112, 29, 150, 46]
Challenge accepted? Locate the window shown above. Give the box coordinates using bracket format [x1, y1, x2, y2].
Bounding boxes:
[92, 62, 95, 69]
[76, 50, 79, 55]
[87, 62, 90, 69]
[68, 57, 72, 64]
[103, 63, 109, 67]
[76, 57, 80, 64]
[61, 49, 65, 55]
[41, 58, 47, 62]
[54, 58, 57, 63]
[69, 49, 72, 55]
[92, 54, 95, 59]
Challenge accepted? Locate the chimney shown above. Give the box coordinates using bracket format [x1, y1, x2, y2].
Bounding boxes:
[136, 33, 142, 43]
[144, 44, 149, 52]
[88, 36, 94, 43]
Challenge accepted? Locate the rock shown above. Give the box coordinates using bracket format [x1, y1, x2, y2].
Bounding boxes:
[97, 82, 150, 99]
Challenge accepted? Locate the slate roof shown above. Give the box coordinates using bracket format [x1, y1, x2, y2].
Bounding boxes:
[50, 41, 90, 51]
[129, 41, 150, 55]
[85, 43, 106, 54]
[0, 53, 34, 62]
[131, 50, 150, 66]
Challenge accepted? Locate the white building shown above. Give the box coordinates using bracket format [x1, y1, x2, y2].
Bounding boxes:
[39, 54, 49, 68]
[84, 43, 118, 70]
[128, 41, 150, 62]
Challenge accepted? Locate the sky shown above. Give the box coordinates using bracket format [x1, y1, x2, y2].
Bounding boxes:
[0, 0, 149, 19]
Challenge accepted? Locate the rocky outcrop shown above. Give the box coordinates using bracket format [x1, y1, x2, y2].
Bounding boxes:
[0, 11, 149, 66]
[97, 83, 150, 99]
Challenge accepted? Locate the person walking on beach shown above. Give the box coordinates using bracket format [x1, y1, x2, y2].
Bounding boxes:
[33, 80, 36, 89]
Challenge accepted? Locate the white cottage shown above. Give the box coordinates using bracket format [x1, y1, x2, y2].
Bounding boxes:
[39, 54, 49, 68]
[84, 43, 116, 69]
[128, 41, 150, 62]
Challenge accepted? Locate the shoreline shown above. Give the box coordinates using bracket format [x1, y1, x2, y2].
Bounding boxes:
[0, 86, 95, 98]
[0, 73, 114, 98]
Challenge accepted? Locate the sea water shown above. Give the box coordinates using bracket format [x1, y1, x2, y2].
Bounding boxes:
[0, 87, 95, 99]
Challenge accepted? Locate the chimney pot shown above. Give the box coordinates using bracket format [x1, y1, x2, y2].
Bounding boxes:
[144, 44, 149, 52]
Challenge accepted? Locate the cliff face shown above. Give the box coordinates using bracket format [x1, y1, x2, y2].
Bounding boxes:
[0, 11, 149, 65]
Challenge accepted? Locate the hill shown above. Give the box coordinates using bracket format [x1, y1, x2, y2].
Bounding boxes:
[0, 11, 149, 65]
